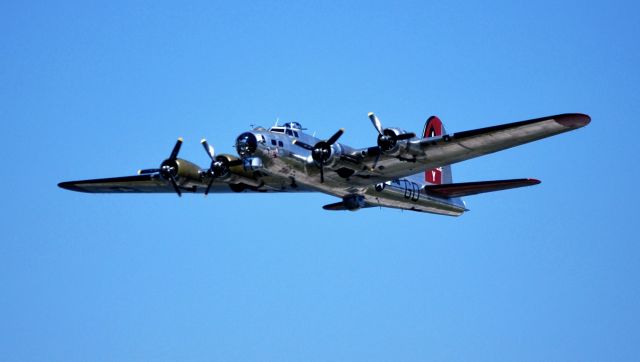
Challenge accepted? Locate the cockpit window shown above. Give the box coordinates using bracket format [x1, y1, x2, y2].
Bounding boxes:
[270, 122, 305, 133]
[293, 131, 299, 137]
[285, 122, 303, 130]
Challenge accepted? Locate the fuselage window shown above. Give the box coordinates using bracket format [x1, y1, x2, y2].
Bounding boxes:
[278, 141, 284, 147]
[271, 139, 277, 146]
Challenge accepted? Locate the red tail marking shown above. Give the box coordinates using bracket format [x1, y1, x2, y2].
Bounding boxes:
[424, 116, 443, 185]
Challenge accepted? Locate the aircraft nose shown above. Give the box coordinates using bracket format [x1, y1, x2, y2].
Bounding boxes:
[236, 132, 258, 157]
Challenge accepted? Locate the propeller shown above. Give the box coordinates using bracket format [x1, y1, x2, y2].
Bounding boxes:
[367, 112, 416, 169]
[200, 139, 218, 196]
[200, 138, 243, 195]
[369, 112, 384, 136]
[293, 128, 344, 183]
[154, 137, 184, 197]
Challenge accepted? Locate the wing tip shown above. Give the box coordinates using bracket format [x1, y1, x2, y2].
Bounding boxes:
[58, 181, 89, 193]
[555, 113, 591, 128]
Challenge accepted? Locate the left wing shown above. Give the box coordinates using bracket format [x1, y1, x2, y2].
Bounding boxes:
[58, 174, 233, 194]
[59, 136, 295, 195]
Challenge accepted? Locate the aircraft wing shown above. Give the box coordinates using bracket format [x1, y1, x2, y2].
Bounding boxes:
[349, 113, 590, 182]
[58, 174, 233, 194]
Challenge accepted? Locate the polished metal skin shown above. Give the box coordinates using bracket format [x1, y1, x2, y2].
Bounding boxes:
[58, 113, 590, 216]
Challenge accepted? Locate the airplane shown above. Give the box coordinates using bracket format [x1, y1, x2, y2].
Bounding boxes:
[58, 112, 590, 216]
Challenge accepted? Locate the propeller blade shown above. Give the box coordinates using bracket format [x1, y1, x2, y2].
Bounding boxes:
[368, 112, 383, 135]
[320, 162, 325, 183]
[204, 177, 215, 196]
[396, 132, 416, 141]
[137, 168, 159, 175]
[326, 128, 345, 145]
[200, 139, 215, 160]
[365, 146, 382, 170]
[169, 137, 183, 160]
[292, 140, 315, 151]
[372, 151, 382, 171]
[168, 175, 182, 197]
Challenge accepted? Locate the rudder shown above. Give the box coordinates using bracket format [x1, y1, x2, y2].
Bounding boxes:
[422, 116, 452, 185]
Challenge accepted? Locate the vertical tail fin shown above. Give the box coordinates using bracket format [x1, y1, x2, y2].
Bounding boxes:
[422, 116, 452, 185]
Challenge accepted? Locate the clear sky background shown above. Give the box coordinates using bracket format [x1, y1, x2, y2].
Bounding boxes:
[2, 1, 639, 361]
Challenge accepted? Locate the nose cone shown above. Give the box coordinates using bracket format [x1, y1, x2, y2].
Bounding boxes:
[236, 132, 258, 157]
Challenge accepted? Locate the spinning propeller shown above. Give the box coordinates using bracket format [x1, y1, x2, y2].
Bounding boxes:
[200, 138, 243, 195]
[367, 112, 416, 169]
[138, 138, 185, 197]
[292, 128, 344, 183]
[200, 139, 219, 195]
[368, 112, 416, 150]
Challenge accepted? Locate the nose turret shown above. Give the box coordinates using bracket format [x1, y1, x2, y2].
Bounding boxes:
[235, 132, 258, 157]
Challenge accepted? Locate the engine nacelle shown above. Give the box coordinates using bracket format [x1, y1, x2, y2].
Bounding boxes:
[320, 143, 344, 167]
[160, 158, 201, 182]
[343, 194, 367, 211]
[378, 128, 413, 155]
[210, 154, 263, 188]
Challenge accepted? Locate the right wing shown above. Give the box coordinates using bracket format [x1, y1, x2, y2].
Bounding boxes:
[413, 113, 590, 167]
[343, 113, 590, 183]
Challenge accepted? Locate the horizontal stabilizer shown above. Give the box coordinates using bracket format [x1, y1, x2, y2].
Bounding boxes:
[424, 178, 541, 198]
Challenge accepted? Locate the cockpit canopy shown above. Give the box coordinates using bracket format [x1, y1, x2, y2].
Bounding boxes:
[284, 122, 304, 130]
[269, 121, 306, 136]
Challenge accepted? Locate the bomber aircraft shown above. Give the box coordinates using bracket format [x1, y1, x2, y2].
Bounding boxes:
[59, 112, 590, 216]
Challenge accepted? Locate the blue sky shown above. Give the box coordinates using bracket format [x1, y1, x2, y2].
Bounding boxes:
[2, 0, 639, 361]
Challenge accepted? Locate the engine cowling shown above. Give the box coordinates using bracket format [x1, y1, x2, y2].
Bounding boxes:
[378, 128, 413, 154]
[207, 154, 263, 189]
[312, 142, 344, 168]
[160, 158, 201, 182]
[213, 154, 263, 176]
[291, 128, 345, 183]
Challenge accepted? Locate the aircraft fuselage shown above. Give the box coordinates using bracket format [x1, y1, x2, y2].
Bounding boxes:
[234, 123, 466, 215]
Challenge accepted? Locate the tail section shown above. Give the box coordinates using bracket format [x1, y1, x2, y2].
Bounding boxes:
[410, 116, 540, 205]
[422, 116, 452, 185]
